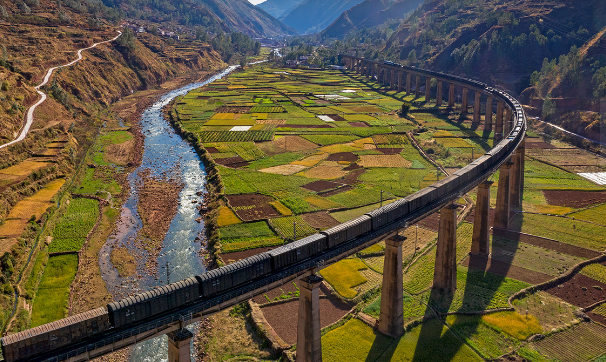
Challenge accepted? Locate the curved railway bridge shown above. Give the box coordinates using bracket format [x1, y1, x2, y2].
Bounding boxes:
[0, 56, 527, 362]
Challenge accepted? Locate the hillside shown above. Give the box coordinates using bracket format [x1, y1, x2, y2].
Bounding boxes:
[322, 0, 422, 38]
[111, 0, 295, 37]
[279, 0, 366, 35]
[257, 0, 305, 19]
[377, 0, 606, 93]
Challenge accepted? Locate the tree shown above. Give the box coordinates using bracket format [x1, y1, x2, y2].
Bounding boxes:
[400, 102, 411, 117]
[408, 49, 416, 63]
[18, 2, 31, 14]
[542, 94, 556, 121]
[0, 5, 8, 19]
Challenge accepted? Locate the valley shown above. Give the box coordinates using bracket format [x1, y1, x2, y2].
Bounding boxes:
[0, 0, 605, 361]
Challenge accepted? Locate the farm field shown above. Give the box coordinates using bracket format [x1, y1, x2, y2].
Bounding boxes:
[173, 66, 452, 257]
[49, 198, 100, 253]
[30, 254, 79, 327]
[171, 65, 606, 362]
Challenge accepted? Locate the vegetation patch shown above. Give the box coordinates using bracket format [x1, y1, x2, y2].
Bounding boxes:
[221, 236, 284, 253]
[509, 213, 606, 250]
[269, 215, 316, 239]
[49, 198, 99, 253]
[358, 154, 412, 168]
[570, 203, 606, 225]
[320, 258, 368, 299]
[219, 221, 275, 240]
[31, 254, 78, 327]
[480, 311, 542, 340]
[301, 134, 360, 145]
[580, 263, 606, 284]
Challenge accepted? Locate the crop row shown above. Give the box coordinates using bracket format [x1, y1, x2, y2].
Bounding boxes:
[198, 130, 274, 143]
[269, 215, 316, 239]
[49, 198, 99, 252]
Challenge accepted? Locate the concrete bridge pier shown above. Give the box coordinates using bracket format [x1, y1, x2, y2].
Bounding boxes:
[379, 234, 406, 337]
[357, 60, 362, 73]
[433, 203, 459, 293]
[494, 161, 514, 229]
[296, 274, 324, 362]
[437, 81, 443, 106]
[391, 69, 396, 90]
[471, 181, 494, 256]
[398, 72, 403, 92]
[448, 83, 455, 107]
[383, 67, 388, 86]
[167, 329, 194, 362]
[473, 91, 481, 124]
[406, 73, 412, 94]
[461, 87, 468, 113]
[415, 75, 421, 98]
[495, 102, 504, 141]
[510, 141, 525, 208]
[425, 77, 431, 102]
[485, 96, 493, 132]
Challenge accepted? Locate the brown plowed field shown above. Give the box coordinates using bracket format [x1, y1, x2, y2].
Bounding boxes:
[214, 156, 249, 168]
[588, 311, 606, 326]
[343, 163, 362, 171]
[348, 121, 369, 127]
[222, 246, 277, 264]
[273, 135, 317, 151]
[226, 194, 281, 221]
[461, 256, 552, 284]
[525, 140, 557, 149]
[543, 190, 606, 208]
[205, 147, 219, 153]
[377, 148, 404, 154]
[260, 292, 352, 345]
[342, 169, 366, 184]
[319, 185, 354, 196]
[327, 152, 359, 162]
[418, 212, 440, 231]
[301, 211, 341, 229]
[544, 274, 606, 308]
[492, 229, 601, 259]
[302, 180, 345, 192]
[252, 281, 304, 305]
[327, 114, 347, 122]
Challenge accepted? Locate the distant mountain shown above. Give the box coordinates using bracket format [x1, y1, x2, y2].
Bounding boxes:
[257, 0, 304, 19]
[322, 0, 422, 38]
[111, 0, 295, 37]
[197, 0, 296, 37]
[279, 0, 366, 35]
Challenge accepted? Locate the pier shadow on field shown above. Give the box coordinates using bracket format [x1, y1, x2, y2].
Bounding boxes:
[410, 219, 523, 361]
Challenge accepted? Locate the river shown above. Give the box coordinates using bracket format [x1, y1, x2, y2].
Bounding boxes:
[99, 65, 238, 361]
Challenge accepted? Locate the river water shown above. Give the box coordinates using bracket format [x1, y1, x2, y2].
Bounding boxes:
[99, 66, 238, 361]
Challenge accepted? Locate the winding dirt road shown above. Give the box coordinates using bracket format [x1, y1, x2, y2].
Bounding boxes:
[0, 31, 122, 150]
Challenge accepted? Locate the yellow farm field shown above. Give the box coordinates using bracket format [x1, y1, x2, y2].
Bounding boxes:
[210, 112, 238, 120]
[0, 179, 65, 242]
[302, 165, 348, 179]
[437, 138, 473, 148]
[217, 207, 242, 227]
[204, 119, 254, 126]
[259, 164, 307, 175]
[291, 153, 328, 167]
[358, 154, 412, 168]
[0, 160, 51, 176]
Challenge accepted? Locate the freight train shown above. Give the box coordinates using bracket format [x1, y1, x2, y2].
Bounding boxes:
[0, 66, 526, 362]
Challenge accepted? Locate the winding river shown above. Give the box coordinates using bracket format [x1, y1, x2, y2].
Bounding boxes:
[99, 65, 238, 361]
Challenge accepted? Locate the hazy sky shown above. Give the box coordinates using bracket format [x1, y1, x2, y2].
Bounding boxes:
[248, 0, 265, 4]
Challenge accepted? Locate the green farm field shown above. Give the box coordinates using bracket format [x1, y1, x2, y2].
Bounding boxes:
[31, 254, 78, 327]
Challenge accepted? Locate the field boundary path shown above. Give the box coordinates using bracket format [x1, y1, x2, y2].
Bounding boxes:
[0, 31, 122, 150]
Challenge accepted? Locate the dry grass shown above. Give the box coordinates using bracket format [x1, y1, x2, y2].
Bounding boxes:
[210, 112, 238, 120]
[273, 135, 317, 151]
[301, 165, 348, 179]
[259, 164, 307, 175]
[525, 204, 576, 215]
[110, 247, 136, 277]
[291, 153, 328, 167]
[0, 160, 50, 176]
[217, 206, 242, 226]
[304, 195, 342, 209]
[318, 144, 360, 154]
[104, 139, 134, 166]
[358, 154, 412, 168]
[256, 119, 286, 124]
[513, 291, 579, 332]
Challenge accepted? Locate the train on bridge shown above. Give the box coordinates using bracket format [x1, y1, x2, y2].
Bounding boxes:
[0, 62, 526, 362]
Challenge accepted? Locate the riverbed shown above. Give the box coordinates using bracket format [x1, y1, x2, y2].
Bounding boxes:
[99, 66, 238, 361]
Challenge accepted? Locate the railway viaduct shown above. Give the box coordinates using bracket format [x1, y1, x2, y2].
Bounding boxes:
[0, 57, 526, 362]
